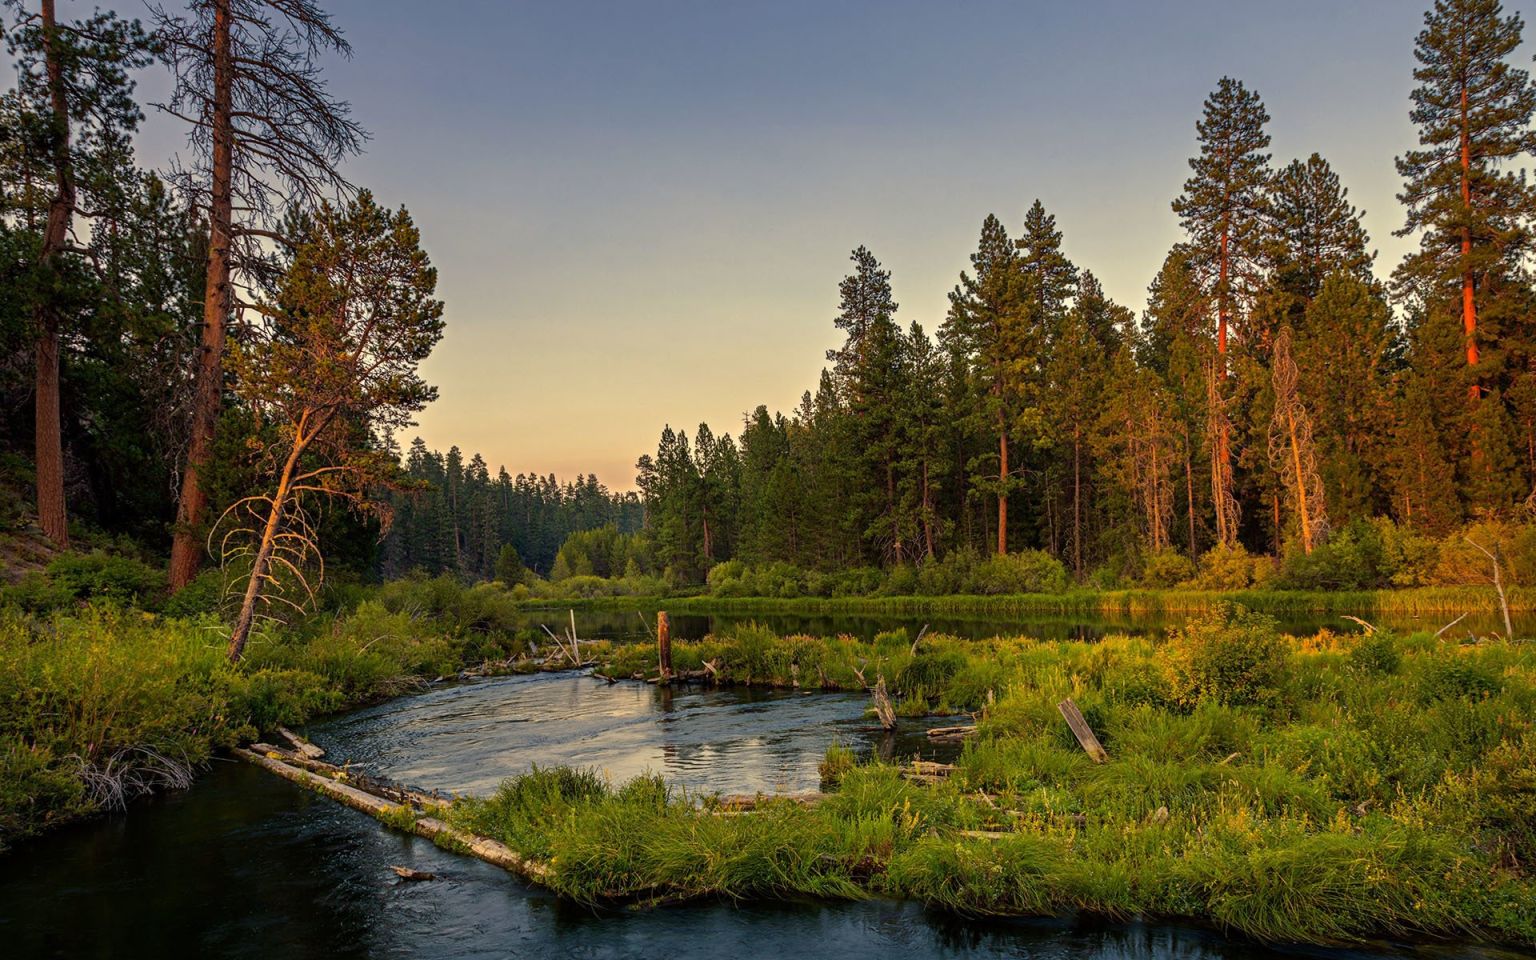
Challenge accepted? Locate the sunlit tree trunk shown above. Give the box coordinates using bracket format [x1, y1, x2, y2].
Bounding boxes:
[170, 0, 233, 589]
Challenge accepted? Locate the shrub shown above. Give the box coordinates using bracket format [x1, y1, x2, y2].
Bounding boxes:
[1275, 518, 1390, 590]
[1188, 543, 1272, 591]
[1, 551, 166, 612]
[969, 550, 1069, 595]
[1140, 548, 1196, 589]
[1165, 604, 1287, 707]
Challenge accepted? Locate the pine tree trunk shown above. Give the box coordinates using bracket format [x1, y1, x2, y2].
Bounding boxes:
[1072, 429, 1082, 576]
[1185, 449, 1196, 557]
[170, 0, 233, 590]
[1460, 81, 1479, 398]
[997, 418, 1008, 556]
[1286, 408, 1314, 553]
[33, 0, 73, 548]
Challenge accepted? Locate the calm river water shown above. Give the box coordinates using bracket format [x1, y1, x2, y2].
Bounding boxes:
[0, 673, 1524, 959]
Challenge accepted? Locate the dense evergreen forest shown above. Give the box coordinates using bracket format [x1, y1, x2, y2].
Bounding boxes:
[611, 3, 1536, 589]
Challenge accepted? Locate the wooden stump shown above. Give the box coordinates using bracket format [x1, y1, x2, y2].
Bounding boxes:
[1057, 698, 1109, 763]
[657, 610, 672, 681]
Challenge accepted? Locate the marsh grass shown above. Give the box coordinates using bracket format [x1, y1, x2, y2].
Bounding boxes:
[460, 607, 1536, 947]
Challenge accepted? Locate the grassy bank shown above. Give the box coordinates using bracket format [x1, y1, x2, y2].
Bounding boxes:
[447, 612, 1536, 947]
[520, 585, 1533, 621]
[0, 574, 589, 850]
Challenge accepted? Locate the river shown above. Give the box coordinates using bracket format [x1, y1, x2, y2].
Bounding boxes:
[0, 673, 1522, 959]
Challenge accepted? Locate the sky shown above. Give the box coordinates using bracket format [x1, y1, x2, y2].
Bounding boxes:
[113, 0, 1533, 489]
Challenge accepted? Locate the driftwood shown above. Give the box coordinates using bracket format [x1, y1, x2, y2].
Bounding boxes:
[871, 676, 897, 731]
[248, 742, 450, 810]
[902, 760, 956, 785]
[391, 865, 436, 881]
[657, 610, 672, 681]
[1434, 612, 1471, 640]
[1057, 698, 1109, 763]
[716, 792, 824, 812]
[234, 746, 547, 881]
[1340, 615, 1376, 635]
[926, 724, 977, 743]
[276, 726, 324, 759]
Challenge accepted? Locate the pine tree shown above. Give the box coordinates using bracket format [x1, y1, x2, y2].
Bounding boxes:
[1270, 153, 1374, 302]
[1172, 77, 1273, 546]
[1396, 0, 1536, 404]
[942, 214, 1042, 555]
[1015, 199, 1079, 320]
[4, 1, 153, 545]
[1295, 274, 1400, 520]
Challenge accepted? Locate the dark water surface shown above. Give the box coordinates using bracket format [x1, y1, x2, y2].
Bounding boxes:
[0, 674, 1523, 959]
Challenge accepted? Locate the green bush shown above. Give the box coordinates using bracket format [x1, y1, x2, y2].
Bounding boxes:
[1189, 544, 1272, 591]
[1166, 604, 1287, 707]
[969, 550, 1069, 595]
[1, 550, 166, 612]
[1140, 548, 1196, 588]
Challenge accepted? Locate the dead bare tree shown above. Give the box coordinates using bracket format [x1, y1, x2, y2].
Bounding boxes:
[218, 192, 441, 662]
[151, 0, 366, 590]
[1464, 536, 1516, 640]
[1268, 325, 1328, 553]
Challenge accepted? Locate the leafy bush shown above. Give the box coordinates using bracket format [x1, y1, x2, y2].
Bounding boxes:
[1, 551, 166, 612]
[1275, 518, 1391, 590]
[969, 550, 1069, 595]
[1189, 543, 1273, 591]
[1140, 548, 1196, 588]
[1165, 604, 1287, 707]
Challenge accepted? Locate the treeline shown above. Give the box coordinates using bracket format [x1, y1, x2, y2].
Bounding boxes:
[380, 440, 642, 580]
[634, 2, 1536, 586]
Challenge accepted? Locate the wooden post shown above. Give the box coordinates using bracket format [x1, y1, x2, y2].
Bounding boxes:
[657, 611, 672, 681]
[1057, 698, 1109, 763]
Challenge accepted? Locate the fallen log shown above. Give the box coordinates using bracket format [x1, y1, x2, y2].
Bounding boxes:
[234, 747, 548, 882]
[276, 726, 325, 759]
[926, 724, 977, 742]
[247, 743, 451, 810]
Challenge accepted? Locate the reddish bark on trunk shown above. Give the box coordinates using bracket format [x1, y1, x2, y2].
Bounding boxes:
[169, 0, 234, 590]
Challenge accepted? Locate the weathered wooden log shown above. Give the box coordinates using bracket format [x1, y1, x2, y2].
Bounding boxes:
[276, 726, 325, 759]
[657, 610, 672, 681]
[234, 748, 548, 881]
[247, 744, 450, 809]
[926, 724, 977, 742]
[716, 792, 823, 811]
[1057, 698, 1109, 763]
[871, 676, 896, 731]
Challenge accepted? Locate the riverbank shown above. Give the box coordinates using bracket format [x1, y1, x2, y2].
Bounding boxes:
[437, 611, 1535, 947]
[0, 575, 608, 850]
[519, 585, 1532, 622]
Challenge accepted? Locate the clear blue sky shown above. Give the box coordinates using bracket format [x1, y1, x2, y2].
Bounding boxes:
[124, 0, 1530, 487]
